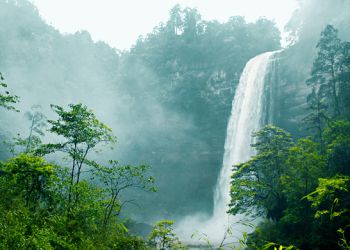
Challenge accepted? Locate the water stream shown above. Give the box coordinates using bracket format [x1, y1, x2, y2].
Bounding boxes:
[177, 51, 280, 246]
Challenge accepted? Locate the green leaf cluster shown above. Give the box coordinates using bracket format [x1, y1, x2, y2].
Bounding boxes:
[0, 72, 19, 112]
[0, 101, 157, 249]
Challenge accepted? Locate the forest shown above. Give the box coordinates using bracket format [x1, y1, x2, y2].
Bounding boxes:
[0, 0, 349, 249]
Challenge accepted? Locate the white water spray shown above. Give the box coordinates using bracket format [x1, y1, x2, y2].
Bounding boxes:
[177, 51, 280, 245]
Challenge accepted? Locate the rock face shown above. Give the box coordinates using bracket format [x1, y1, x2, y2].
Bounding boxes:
[0, 0, 282, 221]
[268, 0, 350, 137]
[2, 0, 348, 224]
[264, 51, 311, 138]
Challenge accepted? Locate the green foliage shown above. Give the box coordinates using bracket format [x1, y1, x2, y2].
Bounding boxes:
[306, 25, 350, 120]
[338, 226, 350, 250]
[339, 41, 350, 118]
[5, 105, 47, 155]
[23, 105, 47, 152]
[303, 175, 350, 249]
[303, 86, 328, 146]
[122, 5, 281, 215]
[0, 205, 29, 249]
[37, 103, 116, 191]
[283, 139, 326, 197]
[191, 223, 253, 250]
[0, 2, 349, 249]
[0, 100, 157, 249]
[281, 139, 326, 222]
[93, 160, 156, 228]
[0, 154, 56, 209]
[0, 0, 283, 217]
[231, 121, 350, 249]
[304, 175, 350, 220]
[261, 242, 299, 250]
[306, 25, 342, 117]
[241, 24, 350, 249]
[323, 120, 350, 174]
[0, 154, 152, 249]
[48, 103, 116, 150]
[229, 125, 293, 219]
[0, 155, 71, 249]
[0, 72, 19, 111]
[111, 235, 148, 250]
[148, 220, 186, 250]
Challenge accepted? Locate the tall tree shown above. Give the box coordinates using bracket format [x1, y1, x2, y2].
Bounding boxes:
[168, 4, 183, 36]
[182, 7, 202, 42]
[307, 25, 342, 117]
[338, 41, 350, 117]
[303, 86, 328, 150]
[24, 105, 47, 153]
[94, 160, 156, 229]
[36, 103, 116, 204]
[229, 125, 293, 220]
[323, 120, 350, 175]
[7, 105, 48, 154]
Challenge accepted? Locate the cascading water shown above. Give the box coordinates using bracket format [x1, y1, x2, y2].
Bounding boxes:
[177, 51, 280, 245]
[213, 50, 279, 219]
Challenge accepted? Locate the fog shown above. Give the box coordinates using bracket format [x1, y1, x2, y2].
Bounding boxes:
[30, 0, 297, 50]
[0, 0, 216, 222]
[1, 0, 350, 242]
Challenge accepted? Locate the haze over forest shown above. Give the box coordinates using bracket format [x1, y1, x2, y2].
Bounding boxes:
[0, 0, 350, 249]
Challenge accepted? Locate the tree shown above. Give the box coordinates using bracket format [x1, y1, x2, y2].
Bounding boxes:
[305, 175, 350, 220]
[282, 139, 326, 211]
[238, 121, 350, 249]
[182, 7, 202, 42]
[36, 103, 116, 204]
[307, 25, 342, 117]
[303, 86, 328, 150]
[94, 160, 156, 229]
[323, 120, 350, 175]
[0, 154, 57, 210]
[305, 175, 350, 249]
[278, 139, 326, 248]
[306, 25, 350, 120]
[148, 220, 185, 250]
[229, 125, 294, 220]
[24, 105, 47, 152]
[167, 4, 183, 36]
[7, 105, 47, 155]
[0, 72, 19, 111]
[338, 41, 350, 117]
[41, 103, 115, 183]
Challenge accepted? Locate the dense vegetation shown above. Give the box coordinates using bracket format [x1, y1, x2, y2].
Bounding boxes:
[0, 1, 281, 247]
[0, 0, 281, 219]
[229, 25, 350, 249]
[0, 0, 350, 249]
[275, 0, 350, 137]
[113, 5, 281, 217]
[0, 87, 160, 248]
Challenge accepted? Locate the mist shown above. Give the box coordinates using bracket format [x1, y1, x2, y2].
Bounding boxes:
[0, 0, 350, 248]
[0, 0, 284, 223]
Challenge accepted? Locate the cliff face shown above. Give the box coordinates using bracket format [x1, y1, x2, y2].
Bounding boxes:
[268, 50, 311, 138]
[0, 0, 282, 221]
[268, 0, 350, 137]
[2, 0, 348, 223]
[260, 50, 309, 137]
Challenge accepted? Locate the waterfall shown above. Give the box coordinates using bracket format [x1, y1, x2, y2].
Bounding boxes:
[213, 50, 279, 218]
[177, 51, 280, 245]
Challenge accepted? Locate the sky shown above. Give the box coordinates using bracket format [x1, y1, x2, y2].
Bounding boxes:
[29, 0, 298, 50]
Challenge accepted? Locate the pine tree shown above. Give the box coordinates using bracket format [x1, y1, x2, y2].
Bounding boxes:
[307, 25, 342, 117]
